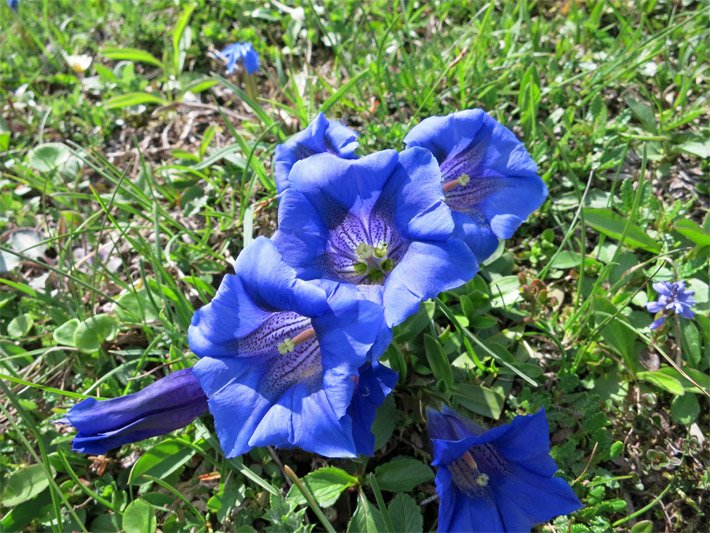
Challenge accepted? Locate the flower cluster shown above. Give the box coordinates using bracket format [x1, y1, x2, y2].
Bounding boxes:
[646, 280, 696, 330]
[58, 109, 575, 531]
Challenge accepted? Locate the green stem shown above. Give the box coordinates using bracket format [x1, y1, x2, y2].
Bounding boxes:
[283, 465, 337, 533]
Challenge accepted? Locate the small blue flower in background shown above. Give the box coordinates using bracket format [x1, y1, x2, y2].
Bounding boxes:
[219, 41, 259, 74]
[404, 109, 547, 263]
[188, 236, 391, 458]
[427, 407, 582, 532]
[646, 280, 695, 330]
[7, 0, 19, 10]
[272, 148, 478, 328]
[273, 112, 359, 193]
[57, 369, 208, 455]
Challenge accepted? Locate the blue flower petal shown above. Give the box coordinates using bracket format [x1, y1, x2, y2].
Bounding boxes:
[250, 384, 357, 457]
[287, 150, 399, 223]
[492, 463, 582, 530]
[273, 113, 358, 193]
[192, 356, 272, 457]
[448, 492, 504, 533]
[382, 239, 477, 327]
[453, 211, 500, 265]
[188, 274, 271, 358]
[381, 147, 454, 241]
[649, 316, 666, 330]
[272, 189, 329, 279]
[235, 236, 330, 318]
[348, 361, 398, 455]
[404, 109, 547, 262]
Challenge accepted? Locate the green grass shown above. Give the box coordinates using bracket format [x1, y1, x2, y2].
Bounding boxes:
[1, 0, 708, 531]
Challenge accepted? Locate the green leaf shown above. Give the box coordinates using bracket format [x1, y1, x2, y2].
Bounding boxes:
[101, 47, 163, 67]
[287, 467, 358, 508]
[1, 464, 51, 507]
[115, 290, 160, 323]
[128, 439, 196, 485]
[387, 493, 423, 533]
[105, 92, 168, 110]
[673, 219, 710, 248]
[488, 275, 522, 308]
[53, 318, 79, 346]
[550, 250, 584, 269]
[592, 296, 639, 368]
[74, 314, 120, 352]
[583, 208, 660, 253]
[27, 142, 79, 175]
[0, 488, 52, 530]
[670, 394, 700, 425]
[423, 334, 453, 390]
[172, 3, 196, 74]
[452, 383, 504, 420]
[625, 96, 657, 132]
[631, 520, 655, 533]
[680, 321, 702, 368]
[637, 371, 685, 396]
[7, 313, 33, 338]
[347, 491, 386, 533]
[609, 440, 624, 459]
[319, 69, 370, 115]
[122, 499, 156, 533]
[375, 457, 434, 493]
[372, 395, 400, 451]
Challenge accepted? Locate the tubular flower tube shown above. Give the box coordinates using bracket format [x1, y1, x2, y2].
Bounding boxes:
[646, 280, 696, 330]
[427, 407, 582, 533]
[188, 236, 391, 458]
[219, 41, 259, 74]
[403, 109, 547, 263]
[272, 148, 478, 328]
[57, 368, 208, 455]
[273, 112, 359, 194]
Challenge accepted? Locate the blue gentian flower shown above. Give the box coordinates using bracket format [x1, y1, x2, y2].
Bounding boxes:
[273, 112, 359, 193]
[272, 148, 478, 328]
[57, 369, 208, 455]
[348, 361, 398, 456]
[219, 42, 259, 74]
[188, 237, 391, 458]
[7, 0, 19, 10]
[404, 109, 547, 263]
[646, 280, 695, 330]
[427, 407, 582, 532]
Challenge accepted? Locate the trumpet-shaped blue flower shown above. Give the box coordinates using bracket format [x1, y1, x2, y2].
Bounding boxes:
[427, 407, 582, 533]
[404, 109, 547, 263]
[646, 280, 695, 330]
[274, 113, 359, 193]
[273, 148, 478, 328]
[220, 42, 259, 74]
[7, 0, 19, 10]
[57, 369, 208, 455]
[188, 237, 390, 458]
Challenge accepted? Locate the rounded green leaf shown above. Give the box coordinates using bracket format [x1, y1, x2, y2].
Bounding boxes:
[74, 314, 120, 352]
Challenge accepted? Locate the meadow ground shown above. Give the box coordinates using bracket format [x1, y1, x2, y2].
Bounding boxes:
[0, 1, 708, 531]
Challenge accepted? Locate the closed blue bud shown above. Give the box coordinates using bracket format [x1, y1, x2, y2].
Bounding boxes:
[427, 407, 582, 532]
[188, 236, 392, 458]
[273, 113, 359, 193]
[7, 0, 19, 10]
[58, 369, 208, 455]
[272, 148, 478, 328]
[219, 42, 259, 74]
[404, 109, 547, 263]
